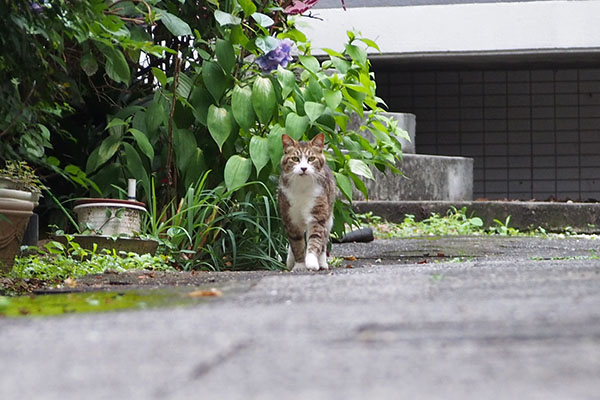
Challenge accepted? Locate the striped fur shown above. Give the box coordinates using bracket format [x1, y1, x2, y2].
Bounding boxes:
[278, 133, 335, 271]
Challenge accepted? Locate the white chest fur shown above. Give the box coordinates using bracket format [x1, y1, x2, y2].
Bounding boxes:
[282, 177, 322, 230]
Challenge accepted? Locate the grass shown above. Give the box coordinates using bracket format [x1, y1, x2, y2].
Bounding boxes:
[357, 207, 592, 239]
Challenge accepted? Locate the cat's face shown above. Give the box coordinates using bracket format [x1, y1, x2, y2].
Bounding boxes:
[281, 133, 326, 178]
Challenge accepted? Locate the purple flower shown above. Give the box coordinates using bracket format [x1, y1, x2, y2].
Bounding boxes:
[256, 39, 294, 72]
[30, 2, 43, 13]
[282, 0, 346, 15]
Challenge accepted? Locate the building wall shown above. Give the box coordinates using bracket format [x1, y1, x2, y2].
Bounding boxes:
[376, 67, 600, 201]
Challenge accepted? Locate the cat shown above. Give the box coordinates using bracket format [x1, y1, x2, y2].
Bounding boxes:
[278, 133, 336, 271]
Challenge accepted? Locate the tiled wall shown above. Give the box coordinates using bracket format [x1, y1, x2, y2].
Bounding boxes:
[376, 67, 600, 201]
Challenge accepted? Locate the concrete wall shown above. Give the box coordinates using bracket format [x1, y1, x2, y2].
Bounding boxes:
[305, 1, 600, 56]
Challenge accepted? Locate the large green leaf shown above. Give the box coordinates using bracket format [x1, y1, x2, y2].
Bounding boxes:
[122, 142, 147, 185]
[323, 89, 342, 110]
[348, 159, 374, 180]
[238, 0, 257, 16]
[97, 134, 122, 165]
[177, 73, 193, 99]
[345, 44, 367, 66]
[173, 128, 197, 172]
[189, 85, 213, 126]
[249, 136, 270, 175]
[160, 12, 192, 36]
[285, 113, 309, 140]
[215, 39, 236, 74]
[255, 36, 279, 53]
[304, 101, 326, 122]
[80, 52, 98, 76]
[152, 67, 167, 87]
[231, 85, 255, 130]
[267, 125, 285, 170]
[298, 55, 320, 74]
[214, 10, 241, 26]
[334, 171, 353, 201]
[224, 155, 252, 191]
[251, 12, 274, 28]
[202, 61, 229, 102]
[252, 76, 276, 125]
[207, 105, 233, 151]
[101, 47, 130, 85]
[145, 101, 165, 134]
[277, 66, 296, 99]
[129, 128, 154, 160]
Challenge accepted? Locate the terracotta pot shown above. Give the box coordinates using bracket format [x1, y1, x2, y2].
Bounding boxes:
[73, 198, 146, 236]
[0, 192, 34, 272]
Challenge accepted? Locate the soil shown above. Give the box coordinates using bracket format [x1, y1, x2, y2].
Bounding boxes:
[0, 269, 288, 296]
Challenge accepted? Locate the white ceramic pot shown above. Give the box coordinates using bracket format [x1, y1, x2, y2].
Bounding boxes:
[73, 199, 146, 236]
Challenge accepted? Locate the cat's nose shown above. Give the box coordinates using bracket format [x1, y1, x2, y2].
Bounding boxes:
[300, 167, 307, 172]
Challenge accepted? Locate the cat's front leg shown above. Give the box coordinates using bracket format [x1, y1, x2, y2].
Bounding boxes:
[287, 233, 306, 271]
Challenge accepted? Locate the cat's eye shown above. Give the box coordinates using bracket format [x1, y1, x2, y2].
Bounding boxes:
[291, 156, 300, 162]
[308, 156, 316, 162]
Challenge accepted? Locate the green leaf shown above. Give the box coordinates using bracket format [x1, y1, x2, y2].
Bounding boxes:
[238, 0, 257, 16]
[267, 125, 285, 169]
[249, 136, 270, 175]
[214, 10, 241, 26]
[330, 56, 350, 74]
[285, 113, 309, 140]
[304, 101, 326, 122]
[358, 38, 381, 51]
[80, 52, 98, 76]
[129, 128, 154, 161]
[231, 85, 255, 130]
[224, 155, 252, 191]
[252, 76, 276, 125]
[348, 159, 374, 180]
[101, 47, 130, 85]
[277, 66, 296, 99]
[345, 44, 367, 66]
[145, 101, 165, 133]
[177, 73, 193, 99]
[251, 12, 274, 28]
[334, 172, 353, 201]
[215, 39, 236, 74]
[323, 89, 343, 110]
[122, 142, 148, 187]
[97, 134, 122, 165]
[152, 67, 167, 87]
[189, 85, 213, 126]
[298, 55, 320, 74]
[202, 61, 229, 102]
[207, 105, 233, 150]
[160, 12, 192, 36]
[105, 118, 127, 132]
[255, 36, 279, 53]
[173, 128, 197, 172]
[321, 48, 345, 58]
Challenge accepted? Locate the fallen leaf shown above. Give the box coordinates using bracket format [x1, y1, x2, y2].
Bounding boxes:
[418, 260, 428, 264]
[188, 288, 223, 298]
[138, 275, 148, 280]
[344, 255, 357, 261]
[64, 278, 77, 288]
[345, 264, 353, 269]
[437, 253, 445, 257]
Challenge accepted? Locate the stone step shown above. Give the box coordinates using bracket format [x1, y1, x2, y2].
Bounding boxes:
[354, 200, 600, 233]
[354, 153, 474, 201]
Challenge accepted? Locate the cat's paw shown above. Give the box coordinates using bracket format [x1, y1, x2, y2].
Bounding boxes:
[292, 262, 306, 271]
[318, 252, 328, 270]
[305, 253, 320, 271]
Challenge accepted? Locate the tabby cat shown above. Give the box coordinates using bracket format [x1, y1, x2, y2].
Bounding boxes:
[278, 133, 335, 271]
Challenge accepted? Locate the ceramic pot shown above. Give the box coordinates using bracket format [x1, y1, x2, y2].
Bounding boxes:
[73, 199, 146, 236]
[0, 191, 34, 272]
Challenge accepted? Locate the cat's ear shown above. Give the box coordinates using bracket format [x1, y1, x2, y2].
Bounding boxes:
[310, 133, 325, 150]
[282, 134, 296, 150]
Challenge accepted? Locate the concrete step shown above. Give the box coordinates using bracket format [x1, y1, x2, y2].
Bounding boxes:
[355, 154, 474, 201]
[354, 200, 600, 233]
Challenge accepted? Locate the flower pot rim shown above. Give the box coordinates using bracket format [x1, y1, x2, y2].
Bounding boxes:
[74, 198, 146, 208]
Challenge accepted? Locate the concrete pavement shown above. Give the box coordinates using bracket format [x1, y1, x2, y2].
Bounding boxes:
[1, 236, 599, 399]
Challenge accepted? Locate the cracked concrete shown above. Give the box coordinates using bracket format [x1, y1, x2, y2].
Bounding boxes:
[1, 236, 599, 399]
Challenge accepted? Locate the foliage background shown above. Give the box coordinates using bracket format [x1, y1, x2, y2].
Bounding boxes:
[1, 0, 406, 269]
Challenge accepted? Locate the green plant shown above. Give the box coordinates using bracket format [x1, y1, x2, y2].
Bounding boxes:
[11, 236, 172, 281]
[144, 173, 286, 270]
[0, 160, 44, 194]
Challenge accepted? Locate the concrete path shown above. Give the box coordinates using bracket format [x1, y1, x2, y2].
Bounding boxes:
[1, 237, 600, 400]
